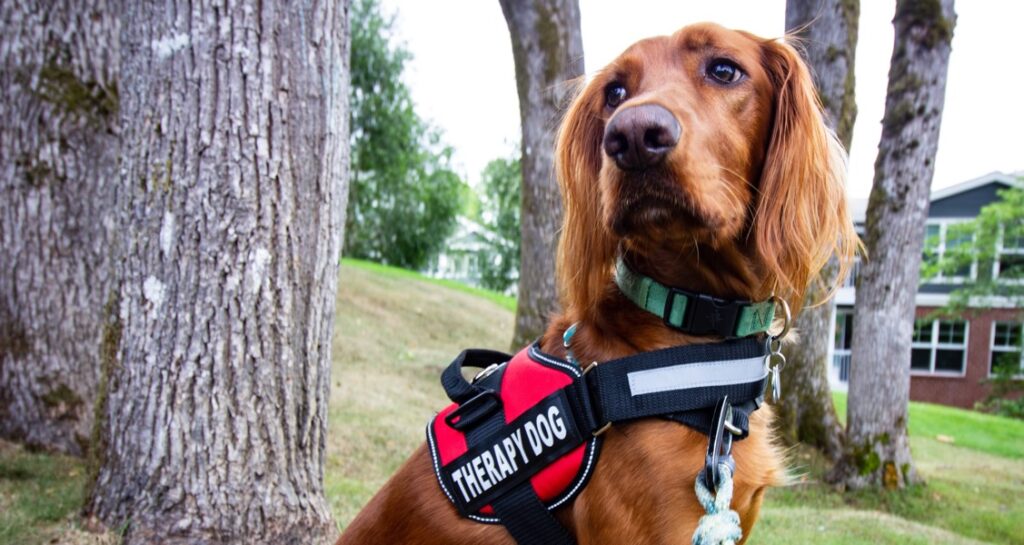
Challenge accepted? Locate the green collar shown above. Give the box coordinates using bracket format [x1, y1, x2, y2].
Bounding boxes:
[613, 257, 775, 338]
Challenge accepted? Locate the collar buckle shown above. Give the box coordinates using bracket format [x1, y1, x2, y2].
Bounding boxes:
[664, 289, 740, 337]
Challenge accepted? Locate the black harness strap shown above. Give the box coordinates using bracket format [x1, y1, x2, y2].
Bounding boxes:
[581, 338, 767, 437]
[491, 485, 576, 545]
[435, 339, 769, 545]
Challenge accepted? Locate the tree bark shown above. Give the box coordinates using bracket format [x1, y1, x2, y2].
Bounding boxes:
[837, 0, 956, 490]
[85, 1, 350, 542]
[499, 0, 583, 349]
[785, 0, 859, 149]
[776, 0, 859, 461]
[0, 0, 119, 455]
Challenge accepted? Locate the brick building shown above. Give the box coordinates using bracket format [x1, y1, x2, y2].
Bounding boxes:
[830, 171, 1023, 408]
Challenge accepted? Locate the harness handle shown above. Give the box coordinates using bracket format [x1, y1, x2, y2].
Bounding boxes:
[440, 348, 513, 404]
[439, 349, 513, 430]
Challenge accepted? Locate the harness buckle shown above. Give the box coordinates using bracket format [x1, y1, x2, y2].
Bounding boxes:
[445, 389, 502, 431]
[704, 396, 737, 493]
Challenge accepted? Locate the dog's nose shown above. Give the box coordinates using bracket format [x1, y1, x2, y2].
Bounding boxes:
[603, 104, 681, 171]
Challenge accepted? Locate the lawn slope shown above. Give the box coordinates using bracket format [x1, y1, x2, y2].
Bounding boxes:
[1, 262, 1021, 544]
[325, 261, 514, 525]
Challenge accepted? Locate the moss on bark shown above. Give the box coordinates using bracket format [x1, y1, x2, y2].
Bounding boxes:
[895, 0, 954, 48]
[85, 290, 122, 499]
[534, 1, 564, 86]
[27, 62, 118, 127]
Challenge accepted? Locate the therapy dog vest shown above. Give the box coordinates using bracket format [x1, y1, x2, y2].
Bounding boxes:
[426, 337, 771, 544]
[428, 345, 598, 521]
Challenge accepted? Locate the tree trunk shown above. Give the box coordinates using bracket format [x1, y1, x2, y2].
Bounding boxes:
[499, 0, 583, 348]
[837, 0, 956, 490]
[0, 0, 118, 455]
[786, 0, 859, 150]
[776, 0, 859, 461]
[85, 1, 350, 542]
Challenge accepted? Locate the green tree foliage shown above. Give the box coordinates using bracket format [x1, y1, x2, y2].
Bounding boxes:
[928, 182, 1024, 417]
[927, 184, 1024, 307]
[346, 0, 462, 269]
[476, 155, 522, 292]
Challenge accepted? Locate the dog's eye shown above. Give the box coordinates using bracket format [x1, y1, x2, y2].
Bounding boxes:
[706, 60, 744, 84]
[605, 83, 627, 108]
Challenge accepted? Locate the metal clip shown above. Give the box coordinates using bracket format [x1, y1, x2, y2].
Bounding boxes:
[704, 396, 736, 493]
[764, 336, 786, 402]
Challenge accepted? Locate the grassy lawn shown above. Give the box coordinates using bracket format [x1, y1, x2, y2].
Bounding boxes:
[325, 262, 515, 523]
[342, 258, 517, 312]
[1, 262, 1022, 544]
[0, 440, 114, 545]
[833, 392, 1024, 459]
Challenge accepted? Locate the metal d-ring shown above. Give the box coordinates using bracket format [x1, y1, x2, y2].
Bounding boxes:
[768, 295, 792, 341]
[472, 363, 499, 383]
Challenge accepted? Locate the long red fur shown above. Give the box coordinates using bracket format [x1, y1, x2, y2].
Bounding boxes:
[337, 23, 859, 544]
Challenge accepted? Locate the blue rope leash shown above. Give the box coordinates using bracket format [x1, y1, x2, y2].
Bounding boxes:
[692, 463, 743, 545]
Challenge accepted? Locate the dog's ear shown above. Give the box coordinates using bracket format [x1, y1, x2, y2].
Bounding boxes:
[752, 38, 860, 311]
[555, 78, 618, 317]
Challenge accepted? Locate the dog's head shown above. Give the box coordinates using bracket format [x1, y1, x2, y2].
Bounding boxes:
[556, 23, 859, 317]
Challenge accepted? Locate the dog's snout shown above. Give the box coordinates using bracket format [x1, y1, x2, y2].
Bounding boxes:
[603, 104, 681, 171]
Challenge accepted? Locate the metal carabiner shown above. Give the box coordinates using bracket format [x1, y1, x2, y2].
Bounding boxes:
[764, 335, 787, 402]
[704, 396, 738, 493]
[761, 295, 791, 403]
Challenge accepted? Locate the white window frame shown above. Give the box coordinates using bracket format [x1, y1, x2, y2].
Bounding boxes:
[989, 321, 1024, 378]
[911, 319, 969, 377]
[834, 308, 854, 350]
[924, 219, 976, 284]
[993, 224, 1024, 285]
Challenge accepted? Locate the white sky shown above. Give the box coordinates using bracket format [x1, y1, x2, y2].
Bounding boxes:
[380, 0, 1023, 198]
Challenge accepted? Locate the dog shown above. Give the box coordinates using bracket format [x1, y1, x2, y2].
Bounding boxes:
[337, 22, 858, 544]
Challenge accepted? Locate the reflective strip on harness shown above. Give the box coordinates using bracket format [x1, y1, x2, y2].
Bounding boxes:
[627, 355, 767, 396]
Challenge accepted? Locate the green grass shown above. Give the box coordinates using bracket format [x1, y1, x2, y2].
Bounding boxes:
[3, 263, 1023, 544]
[0, 442, 99, 545]
[326, 262, 514, 528]
[763, 436, 1024, 544]
[342, 258, 517, 311]
[833, 392, 1024, 459]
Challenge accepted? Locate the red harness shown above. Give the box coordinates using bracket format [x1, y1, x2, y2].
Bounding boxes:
[425, 336, 770, 545]
[427, 345, 599, 522]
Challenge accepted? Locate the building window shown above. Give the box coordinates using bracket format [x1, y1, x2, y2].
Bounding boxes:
[911, 319, 968, 374]
[990, 321, 1023, 376]
[995, 225, 1024, 281]
[833, 309, 853, 383]
[923, 220, 974, 282]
